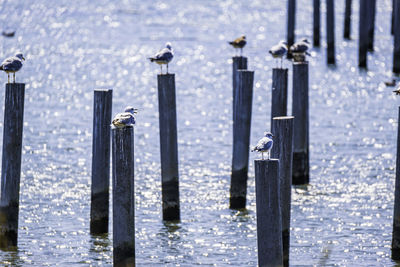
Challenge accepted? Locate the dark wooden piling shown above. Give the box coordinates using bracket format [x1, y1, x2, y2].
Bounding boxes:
[157, 74, 180, 221]
[287, 0, 296, 49]
[393, 106, 400, 260]
[344, 0, 352, 39]
[271, 68, 288, 127]
[90, 89, 112, 234]
[368, 0, 376, 51]
[0, 83, 25, 248]
[255, 159, 283, 266]
[230, 70, 254, 210]
[292, 62, 309, 185]
[232, 57, 248, 122]
[326, 0, 335, 64]
[112, 127, 135, 266]
[359, 0, 369, 68]
[271, 116, 294, 267]
[313, 0, 320, 47]
[394, 0, 400, 74]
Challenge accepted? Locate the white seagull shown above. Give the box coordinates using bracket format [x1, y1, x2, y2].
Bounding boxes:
[251, 132, 274, 160]
[148, 42, 174, 75]
[290, 38, 310, 62]
[269, 40, 288, 68]
[0, 53, 25, 83]
[112, 106, 138, 128]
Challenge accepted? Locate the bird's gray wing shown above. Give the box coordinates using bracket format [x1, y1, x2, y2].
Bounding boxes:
[2, 57, 22, 71]
[154, 48, 173, 62]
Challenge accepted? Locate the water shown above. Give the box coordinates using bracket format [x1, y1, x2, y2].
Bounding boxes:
[0, 0, 397, 265]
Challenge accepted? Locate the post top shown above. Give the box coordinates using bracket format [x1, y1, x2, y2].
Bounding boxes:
[111, 125, 134, 130]
[157, 73, 175, 77]
[272, 67, 289, 71]
[94, 88, 113, 92]
[254, 158, 279, 162]
[232, 56, 247, 60]
[6, 82, 25, 86]
[237, 69, 254, 74]
[293, 61, 309, 65]
[273, 116, 294, 120]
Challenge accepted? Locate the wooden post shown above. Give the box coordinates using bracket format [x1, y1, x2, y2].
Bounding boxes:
[112, 127, 135, 266]
[368, 0, 376, 51]
[271, 68, 288, 127]
[90, 89, 112, 234]
[313, 0, 320, 47]
[344, 0, 352, 39]
[287, 0, 296, 50]
[232, 57, 248, 123]
[0, 83, 25, 248]
[394, 0, 400, 74]
[255, 159, 283, 267]
[326, 0, 335, 64]
[157, 74, 180, 221]
[230, 70, 254, 209]
[292, 62, 309, 185]
[271, 116, 294, 267]
[359, 0, 368, 68]
[393, 107, 400, 260]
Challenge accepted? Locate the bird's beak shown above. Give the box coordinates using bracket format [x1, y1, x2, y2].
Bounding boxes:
[133, 109, 139, 114]
[22, 57, 25, 61]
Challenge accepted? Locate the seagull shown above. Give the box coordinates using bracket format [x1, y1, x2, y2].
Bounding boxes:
[290, 38, 311, 62]
[393, 84, 400, 95]
[269, 40, 288, 68]
[251, 132, 274, 160]
[148, 42, 174, 75]
[228, 35, 246, 56]
[0, 53, 25, 83]
[112, 106, 138, 128]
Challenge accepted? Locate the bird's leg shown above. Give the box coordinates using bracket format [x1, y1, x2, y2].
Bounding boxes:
[160, 65, 162, 75]
[7, 73, 9, 83]
[262, 152, 264, 160]
[240, 48, 243, 56]
[13, 73, 15, 83]
[167, 64, 169, 74]
[281, 57, 283, 69]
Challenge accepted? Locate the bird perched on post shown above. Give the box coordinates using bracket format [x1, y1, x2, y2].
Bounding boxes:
[289, 38, 311, 62]
[148, 42, 174, 75]
[269, 40, 288, 68]
[251, 132, 274, 160]
[228, 35, 246, 56]
[112, 106, 138, 128]
[0, 53, 25, 83]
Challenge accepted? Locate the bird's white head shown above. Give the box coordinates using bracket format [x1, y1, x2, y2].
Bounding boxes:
[241, 35, 246, 39]
[124, 106, 139, 114]
[264, 132, 274, 138]
[15, 52, 25, 61]
[165, 42, 172, 50]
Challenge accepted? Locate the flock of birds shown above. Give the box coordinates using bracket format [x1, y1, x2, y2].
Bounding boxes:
[0, 35, 313, 159]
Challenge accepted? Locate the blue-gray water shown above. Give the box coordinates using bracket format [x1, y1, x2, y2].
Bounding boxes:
[0, 0, 397, 266]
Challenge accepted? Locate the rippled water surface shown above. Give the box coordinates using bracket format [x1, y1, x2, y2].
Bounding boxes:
[0, 0, 398, 266]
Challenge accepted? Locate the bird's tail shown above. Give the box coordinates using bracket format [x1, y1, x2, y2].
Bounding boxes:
[305, 51, 311, 56]
[251, 146, 256, 152]
[0, 66, 3, 71]
[228, 41, 234, 45]
[147, 57, 155, 62]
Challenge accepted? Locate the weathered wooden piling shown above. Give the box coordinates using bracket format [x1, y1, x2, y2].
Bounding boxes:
[326, 0, 335, 64]
[344, 0, 352, 39]
[232, 57, 248, 122]
[112, 126, 135, 266]
[292, 62, 309, 185]
[0, 83, 25, 248]
[271, 116, 294, 267]
[271, 68, 288, 127]
[368, 0, 376, 51]
[157, 74, 180, 221]
[394, 0, 400, 74]
[90, 89, 112, 234]
[255, 159, 283, 267]
[392, 0, 396, 36]
[230, 70, 254, 209]
[359, 0, 369, 68]
[313, 0, 320, 47]
[287, 0, 296, 50]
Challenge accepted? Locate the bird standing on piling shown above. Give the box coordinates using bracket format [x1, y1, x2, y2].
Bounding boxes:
[228, 35, 246, 56]
[251, 132, 274, 160]
[290, 38, 311, 62]
[148, 42, 174, 75]
[269, 41, 288, 68]
[0, 53, 25, 83]
[112, 106, 138, 128]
